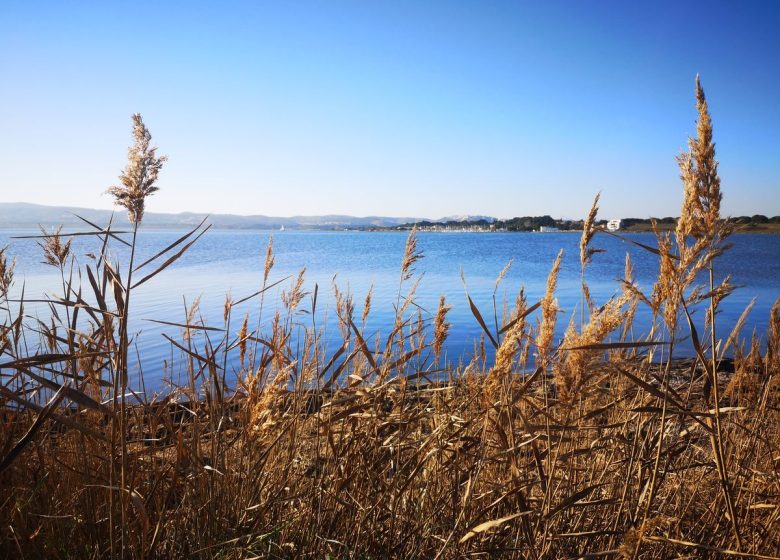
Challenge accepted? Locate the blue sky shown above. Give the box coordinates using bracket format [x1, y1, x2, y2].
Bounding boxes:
[1, 1, 778, 219]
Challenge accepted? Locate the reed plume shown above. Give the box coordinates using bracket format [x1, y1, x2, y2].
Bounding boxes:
[0, 248, 12, 353]
[183, 295, 202, 341]
[651, 231, 680, 335]
[263, 234, 275, 286]
[514, 288, 531, 367]
[433, 295, 451, 362]
[490, 303, 524, 383]
[675, 75, 732, 253]
[333, 281, 354, 339]
[692, 75, 722, 235]
[556, 292, 631, 400]
[281, 268, 307, 312]
[362, 284, 373, 325]
[238, 313, 249, 366]
[493, 259, 513, 293]
[400, 226, 423, 281]
[37, 226, 72, 268]
[580, 192, 602, 269]
[106, 114, 167, 224]
[535, 249, 563, 370]
[223, 292, 233, 323]
[0, 246, 14, 299]
[580, 193, 603, 319]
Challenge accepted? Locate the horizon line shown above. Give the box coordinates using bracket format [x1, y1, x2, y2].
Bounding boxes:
[3, 200, 779, 223]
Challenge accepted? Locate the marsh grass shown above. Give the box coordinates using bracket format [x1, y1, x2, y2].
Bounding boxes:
[1, 80, 780, 559]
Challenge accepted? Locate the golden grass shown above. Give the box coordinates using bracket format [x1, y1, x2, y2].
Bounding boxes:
[1, 79, 780, 559]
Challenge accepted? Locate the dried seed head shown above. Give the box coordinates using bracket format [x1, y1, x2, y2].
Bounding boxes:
[693, 76, 722, 234]
[263, 234, 275, 285]
[107, 114, 167, 225]
[238, 313, 249, 366]
[400, 227, 423, 281]
[0, 246, 14, 299]
[184, 296, 202, 341]
[362, 284, 373, 324]
[556, 291, 631, 400]
[269, 310, 291, 373]
[535, 249, 563, 369]
[281, 268, 307, 312]
[332, 281, 354, 338]
[676, 150, 702, 239]
[494, 259, 513, 294]
[676, 76, 723, 243]
[38, 226, 72, 268]
[653, 232, 680, 333]
[223, 292, 233, 323]
[433, 295, 452, 363]
[491, 304, 524, 383]
[580, 193, 602, 268]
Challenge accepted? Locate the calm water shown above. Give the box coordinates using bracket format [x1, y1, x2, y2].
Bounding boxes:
[2, 229, 779, 393]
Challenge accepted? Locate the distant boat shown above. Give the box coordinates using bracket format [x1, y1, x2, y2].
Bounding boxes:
[279, 225, 285, 232]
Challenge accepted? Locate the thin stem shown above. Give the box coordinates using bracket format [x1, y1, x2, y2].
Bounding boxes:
[119, 223, 138, 557]
[708, 263, 742, 549]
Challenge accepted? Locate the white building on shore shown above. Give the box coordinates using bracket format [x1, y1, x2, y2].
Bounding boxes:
[606, 219, 622, 231]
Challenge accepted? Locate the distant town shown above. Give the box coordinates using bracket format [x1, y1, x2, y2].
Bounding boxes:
[359, 214, 780, 233]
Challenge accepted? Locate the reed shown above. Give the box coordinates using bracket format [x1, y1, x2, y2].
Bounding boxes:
[1, 80, 779, 559]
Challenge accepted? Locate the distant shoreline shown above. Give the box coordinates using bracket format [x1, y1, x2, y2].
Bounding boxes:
[1, 226, 778, 234]
[2, 202, 779, 234]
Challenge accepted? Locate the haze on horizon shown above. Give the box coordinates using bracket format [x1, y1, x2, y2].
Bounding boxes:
[1, 0, 779, 220]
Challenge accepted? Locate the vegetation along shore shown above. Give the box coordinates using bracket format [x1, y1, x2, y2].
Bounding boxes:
[377, 215, 780, 233]
[1, 78, 779, 559]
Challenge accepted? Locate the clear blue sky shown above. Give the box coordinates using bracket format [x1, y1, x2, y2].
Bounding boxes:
[1, 1, 778, 219]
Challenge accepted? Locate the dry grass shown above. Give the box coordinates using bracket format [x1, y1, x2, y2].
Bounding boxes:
[1, 80, 780, 559]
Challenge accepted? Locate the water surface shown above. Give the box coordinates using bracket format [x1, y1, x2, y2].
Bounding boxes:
[2, 229, 778, 393]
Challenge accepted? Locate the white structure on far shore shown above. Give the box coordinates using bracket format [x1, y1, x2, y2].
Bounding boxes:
[606, 219, 622, 231]
[538, 226, 560, 232]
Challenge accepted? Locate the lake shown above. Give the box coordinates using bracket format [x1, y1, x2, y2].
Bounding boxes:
[2, 229, 778, 393]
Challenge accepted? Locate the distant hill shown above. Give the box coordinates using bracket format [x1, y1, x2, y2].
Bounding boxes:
[439, 215, 497, 223]
[0, 202, 495, 230]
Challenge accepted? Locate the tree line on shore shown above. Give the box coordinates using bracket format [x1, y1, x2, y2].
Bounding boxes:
[383, 214, 780, 232]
